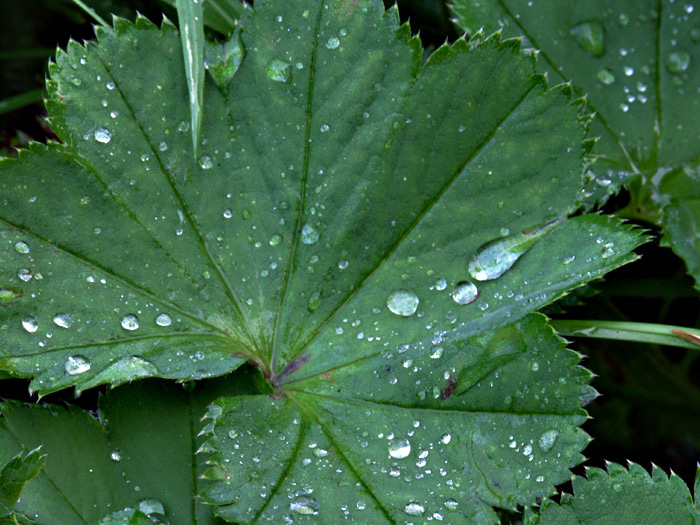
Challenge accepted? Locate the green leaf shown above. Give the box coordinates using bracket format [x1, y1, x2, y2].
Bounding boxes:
[0, 448, 45, 517]
[204, 32, 244, 88]
[449, 0, 700, 285]
[160, 0, 250, 35]
[176, 0, 205, 156]
[0, 372, 256, 524]
[525, 462, 700, 524]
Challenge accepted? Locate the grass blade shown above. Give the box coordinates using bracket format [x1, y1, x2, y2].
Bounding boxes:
[69, 0, 108, 27]
[0, 89, 44, 116]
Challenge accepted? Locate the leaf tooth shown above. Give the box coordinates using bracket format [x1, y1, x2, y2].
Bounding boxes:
[161, 14, 178, 33]
[111, 15, 133, 35]
[134, 12, 157, 31]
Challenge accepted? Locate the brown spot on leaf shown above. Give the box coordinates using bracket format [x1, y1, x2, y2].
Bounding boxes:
[440, 378, 457, 399]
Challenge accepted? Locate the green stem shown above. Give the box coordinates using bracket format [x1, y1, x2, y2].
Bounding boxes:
[550, 319, 700, 350]
[69, 0, 108, 27]
[0, 89, 44, 116]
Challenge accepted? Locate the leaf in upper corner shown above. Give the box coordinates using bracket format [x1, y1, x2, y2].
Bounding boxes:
[0, 372, 255, 524]
[449, 0, 700, 285]
[524, 462, 700, 524]
[0, 448, 45, 517]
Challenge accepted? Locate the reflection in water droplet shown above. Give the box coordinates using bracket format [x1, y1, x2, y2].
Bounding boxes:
[430, 346, 443, 359]
[539, 429, 560, 452]
[301, 223, 319, 244]
[388, 438, 411, 459]
[468, 220, 560, 281]
[326, 36, 340, 49]
[94, 128, 112, 143]
[290, 496, 319, 515]
[17, 269, 32, 282]
[403, 502, 425, 516]
[110, 449, 122, 462]
[121, 314, 140, 331]
[53, 313, 72, 329]
[156, 313, 172, 327]
[269, 234, 283, 246]
[386, 290, 419, 317]
[444, 498, 459, 511]
[21, 316, 38, 333]
[267, 59, 291, 82]
[570, 20, 605, 56]
[14, 241, 30, 254]
[666, 51, 691, 74]
[440, 434, 451, 444]
[65, 355, 91, 375]
[308, 291, 321, 312]
[199, 155, 213, 169]
[452, 281, 478, 305]
[138, 498, 165, 516]
[435, 278, 447, 291]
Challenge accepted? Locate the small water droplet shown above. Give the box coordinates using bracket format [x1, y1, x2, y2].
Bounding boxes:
[570, 20, 605, 57]
[223, 209, 233, 219]
[267, 59, 291, 82]
[403, 502, 425, 516]
[65, 355, 91, 375]
[138, 498, 165, 516]
[106, 81, 115, 90]
[434, 278, 447, 291]
[290, 496, 319, 515]
[430, 346, 443, 359]
[17, 268, 32, 282]
[110, 449, 122, 462]
[666, 51, 691, 74]
[121, 314, 140, 331]
[531, 361, 539, 372]
[338, 260, 348, 270]
[623, 66, 634, 76]
[301, 223, 319, 244]
[326, 37, 340, 49]
[308, 291, 321, 312]
[452, 281, 478, 305]
[21, 316, 38, 333]
[156, 313, 172, 327]
[314, 448, 328, 457]
[602, 242, 615, 258]
[388, 438, 411, 459]
[199, 155, 213, 169]
[94, 128, 112, 143]
[269, 234, 283, 246]
[386, 289, 419, 317]
[440, 434, 451, 444]
[53, 313, 72, 329]
[320, 123, 330, 132]
[538, 430, 560, 452]
[14, 241, 30, 254]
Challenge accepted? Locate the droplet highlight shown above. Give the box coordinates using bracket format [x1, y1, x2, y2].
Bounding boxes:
[120, 314, 140, 331]
[301, 223, 319, 244]
[267, 59, 291, 82]
[290, 496, 319, 515]
[386, 290, 419, 317]
[570, 20, 605, 57]
[53, 313, 72, 329]
[452, 281, 478, 305]
[388, 438, 411, 459]
[65, 355, 91, 375]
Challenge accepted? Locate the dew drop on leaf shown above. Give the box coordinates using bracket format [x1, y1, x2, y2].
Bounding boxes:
[666, 51, 691, 74]
[198, 155, 213, 169]
[138, 498, 165, 516]
[325, 36, 340, 49]
[65, 355, 91, 375]
[53, 313, 72, 329]
[435, 278, 447, 290]
[403, 502, 425, 516]
[93, 128, 112, 143]
[21, 316, 38, 333]
[451, 281, 478, 305]
[14, 241, 30, 254]
[444, 499, 459, 511]
[538, 429, 560, 452]
[110, 449, 122, 462]
[388, 438, 411, 459]
[308, 290, 321, 312]
[430, 346, 443, 359]
[120, 314, 140, 331]
[269, 234, 283, 246]
[569, 20, 605, 57]
[290, 496, 319, 515]
[155, 313, 172, 327]
[17, 268, 32, 282]
[386, 289, 419, 317]
[301, 223, 319, 244]
[267, 59, 291, 82]
[440, 433, 451, 444]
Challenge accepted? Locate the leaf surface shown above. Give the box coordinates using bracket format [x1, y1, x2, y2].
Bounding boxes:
[450, 0, 700, 285]
[0, 448, 45, 517]
[525, 462, 700, 524]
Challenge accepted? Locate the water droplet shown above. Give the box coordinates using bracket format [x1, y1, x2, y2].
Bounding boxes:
[290, 496, 319, 515]
[21, 316, 38, 333]
[314, 448, 328, 457]
[267, 59, 291, 82]
[403, 502, 425, 516]
[94, 128, 112, 143]
[178, 120, 190, 132]
[623, 66, 634, 76]
[444, 499, 459, 511]
[156, 313, 172, 327]
[430, 346, 443, 359]
[326, 36, 340, 49]
[14, 241, 30, 254]
[308, 291, 321, 312]
[666, 51, 691, 74]
[388, 438, 411, 459]
[386, 289, 419, 317]
[138, 498, 165, 516]
[158, 141, 168, 151]
[320, 123, 330, 132]
[691, 27, 700, 43]
[440, 434, 451, 444]
[531, 361, 539, 372]
[570, 20, 605, 57]
[65, 355, 91, 375]
[434, 278, 447, 291]
[538, 430, 559, 452]
[602, 242, 615, 258]
[110, 449, 122, 462]
[199, 155, 213, 169]
[53, 313, 72, 329]
[613, 482, 622, 492]
[223, 209, 233, 219]
[120, 314, 140, 331]
[17, 268, 32, 282]
[452, 281, 478, 305]
[301, 223, 319, 244]
[468, 221, 558, 281]
[106, 81, 115, 90]
[269, 234, 283, 246]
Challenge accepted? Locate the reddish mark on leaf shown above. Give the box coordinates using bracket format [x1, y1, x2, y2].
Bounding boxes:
[321, 372, 336, 383]
[272, 354, 312, 386]
[440, 378, 457, 399]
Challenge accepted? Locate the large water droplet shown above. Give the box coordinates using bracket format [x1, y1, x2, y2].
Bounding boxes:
[666, 51, 691, 74]
[597, 68, 615, 85]
[53, 313, 72, 329]
[120, 314, 140, 331]
[444, 499, 459, 511]
[308, 290, 321, 312]
[388, 438, 411, 459]
[301, 223, 319, 244]
[570, 20, 605, 57]
[468, 220, 560, 281]
[386, 289, 419, 317]
[326, 36, 340, 49]
[539, 429, 560, 452]
[403, 502, 425, 516]
[65, 355, 91, 375]
[155, 313, 172, 327]
[138, 498, 165, 516]
[94, 128, 112, 143]
[199, 155, 213, 169]
[290, 496, 319, 515]
[14, 241, 30, 254]
[267, 59, 291, 82]
[21, 316, 38, 333]
[452, 281, 478, 305]
[17, 269, 32, 282]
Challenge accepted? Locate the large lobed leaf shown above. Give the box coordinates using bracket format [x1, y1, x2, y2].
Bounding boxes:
[0, 0, 647, 521]
[450, 0, 700, 287]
